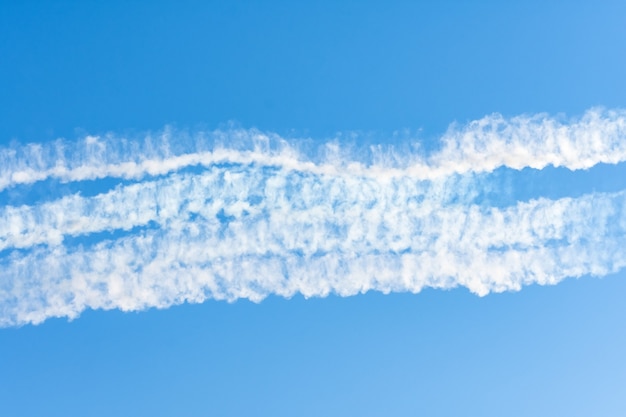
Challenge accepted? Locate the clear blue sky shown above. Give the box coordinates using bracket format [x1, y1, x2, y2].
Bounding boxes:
[1, 1, 626, 416]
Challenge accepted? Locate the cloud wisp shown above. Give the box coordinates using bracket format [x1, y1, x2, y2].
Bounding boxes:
[1, 108, 625, 192]
[1, 108, 626, 326]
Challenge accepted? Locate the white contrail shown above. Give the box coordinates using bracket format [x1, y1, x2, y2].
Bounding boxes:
[1, 108, 625, 192]
[0, 167, 484, 252]
[1, 169, 625, 325]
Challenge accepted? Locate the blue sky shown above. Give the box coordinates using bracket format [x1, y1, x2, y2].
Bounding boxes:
[1, 1, 626, 416]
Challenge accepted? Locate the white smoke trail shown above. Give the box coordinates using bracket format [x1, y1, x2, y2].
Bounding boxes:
[1, 167, 625, 325]
[1, 108, 625, 191]
[0, 167, 484, 252]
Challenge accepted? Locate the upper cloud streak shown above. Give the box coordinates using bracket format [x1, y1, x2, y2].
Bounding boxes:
[1, 108, 625, 192]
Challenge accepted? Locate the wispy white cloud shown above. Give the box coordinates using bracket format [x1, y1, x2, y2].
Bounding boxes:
[1, 108, 625, 191]
[2, 187, 625, 326]
[0, 167, 483, 252]
[1, 109, 626, 326]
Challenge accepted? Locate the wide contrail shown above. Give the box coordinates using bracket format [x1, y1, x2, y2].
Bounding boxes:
[1, 108, 626, 326]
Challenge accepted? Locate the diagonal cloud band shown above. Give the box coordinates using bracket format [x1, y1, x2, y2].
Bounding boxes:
[1, 108, 626, 327]
[2, 187, 626, 327]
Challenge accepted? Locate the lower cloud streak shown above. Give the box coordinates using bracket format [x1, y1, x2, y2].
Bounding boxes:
[1, 162, 625, 326]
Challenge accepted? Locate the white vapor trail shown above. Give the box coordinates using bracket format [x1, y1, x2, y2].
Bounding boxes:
[1, 108, 626, 326]
[1, 108, 625, 191]
[1, 185, 625, 326]
[0, 168, 482, 252]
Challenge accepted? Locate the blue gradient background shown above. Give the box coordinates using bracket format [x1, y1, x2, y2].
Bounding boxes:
[1, 1, 626, 416]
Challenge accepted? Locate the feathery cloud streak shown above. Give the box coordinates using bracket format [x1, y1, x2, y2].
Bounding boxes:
[1, 108, 626, 326]
[1, 108, 626, 191]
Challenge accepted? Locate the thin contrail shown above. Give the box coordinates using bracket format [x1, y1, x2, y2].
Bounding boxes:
[0, 168, 484, 252]
[1, 108, 625, 191]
